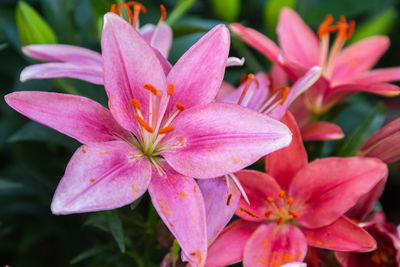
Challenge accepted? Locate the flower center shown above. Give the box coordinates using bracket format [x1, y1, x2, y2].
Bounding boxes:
[371, 244, 396, 265]
[264, 190, 299, 225]
[131, 83, 185, 158]
[317, 14, 355, 78]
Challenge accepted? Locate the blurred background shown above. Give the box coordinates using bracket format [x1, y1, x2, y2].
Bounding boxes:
[1, 0, 400, 266]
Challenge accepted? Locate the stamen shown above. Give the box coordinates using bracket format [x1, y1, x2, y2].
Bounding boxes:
[159, 4, 167, 22]
[279, 86, 290, 104]
[127, 1, 147, 29]
[279, 190, 285, 199]
[158, 125, 174, 134]
[226, 194, 232, 206]
[237, 74, 255, 105]
[175, 103, 185, 111]
[317, 14, 334, 38]
[144, 84, 158, 95]
[135, 115, 154, 133]
[110, 4, 117, 13]
[168, 84, 175, 96]
[267, 196, 275, 203]
[264, 210, 272, 218]
[276, 216, 283, 225]
[239, 207, 259, 218]
[289, 210, 299, 218]
[347, 20, 355, 39]
[130, 98, 141, 109]
[287, 197, 293, 205]
[151, 5, 167, 45]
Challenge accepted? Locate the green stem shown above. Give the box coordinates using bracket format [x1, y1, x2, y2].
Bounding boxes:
[53, 78, 79, 95]
[311, 112, 320, 122]
[166, 0, 197, 26]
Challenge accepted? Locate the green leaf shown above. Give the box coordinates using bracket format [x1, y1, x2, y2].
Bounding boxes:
[105, 210, 125, 253]
[337, 102, 386, 157]
[211, 0, 241, 22]
[166, 0, 197, 26]
[69, 244, 113, 264]
[0, 43, 7, 51]
[350, 8, 397, 43]
[264, 0, 296, 35]
[0, 178, 22, 190]
[15, 1, 57, 45]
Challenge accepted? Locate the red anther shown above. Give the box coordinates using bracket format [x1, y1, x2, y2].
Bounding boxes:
[175, 103, 185, 111]
[287, 197, 294, 205]
[267, 196, 275, 203]
[239, 73, 248, 84]
[339, 16, 347, 23]
[110, 4, 117, 13]
[143, 84, 158, 95]
[226, 194, 232, 206]
[168, 84, 175, 96]
[160, 4, 167, 22]
[279, 190, 285, 199]
[268, 72, 274, 91]
[276, 216, 283, 225]
[279, 86, 290, 105]
[135, 115, 154, 133]
[126, 1, 147, 13]
[158, 125, 174, 134]
[289, 210, 299, 218]
[130, 98, 141, 109]
[347, 20, 355, 40]
[264, 210, 272, 218]
[239, 207, 259, 218]
[317, 14, 335, 38]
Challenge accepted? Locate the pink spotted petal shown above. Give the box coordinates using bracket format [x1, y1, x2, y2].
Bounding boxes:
[300, 121, 344, 141]
[148, 163, 207, 267]
[5, 91, 132, 144]
[351, 67, 400, 84]
[20, 62, 103, 85]
[205, 220, 259, 267]
[51, 141, 151, 214]
[165, 24, 230, 119]
[277, 8, 320, 67]
[266, 112, 307, 190]
[331, 36, 390, 83]
[358, 118, 400, 163]
[243, 223, 307, 267]
[235, 170, 282, 222]
[22, 44, 102, 65]
[139, 22, 173, 58]
[302, 216, 376, 252]
[290, 157, 388, 229]
[162, 103, 292, 179]
[102, 12, 167, 135]
[198, 177, 241, 245]
[230, 23, 281, 64]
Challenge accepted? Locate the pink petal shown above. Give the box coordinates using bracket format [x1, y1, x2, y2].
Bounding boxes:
[358, 118, 400, 163]
[235, 170, 282, 222]
[277, 8, 320, 67]
[302, 216, 376, 252]
[230, 23, 281, 64]
[51, 141, 151, 214]
[288, 98, 310, 127]
[161, 103, 292, 179]
[101, 13, 167, 135]
[327, 82, 400, 99]
[5, 91, 132, 144]
[331, 36, 390, 83]
[22, 44, 102, 65]
[266, 112, 307, 190]
[290, 157, 388, 229]
[351, 67, 400, 84]
[280, 263, 306, 267]
[165, 24, 230, 119]
[197, 177, 241, 245]
[20, 62, 103, 85]
[139, 22, 173, 58]
[270, 64, 289, 89]
[148, 163, 207, 267]
[300, 121, 344, 141]
[215, 81, 236, 101]
[243, 223, 307, 267]
[205, 220, 259, 267]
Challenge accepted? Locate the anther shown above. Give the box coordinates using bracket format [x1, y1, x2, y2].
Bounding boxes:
[267, 196, 275, 203]
[317, 14, 335, 38]
[276, 216, 283, 225]
[159, 4, 167, 22]
[238, 74, 255, 105]
[135, 115, 154, 133]
[279, 190, 285, 199]
[289, 210, 299, 218]
[347, 20, 355, 40]
[287, 197, 294, 205]
[126, 1, 147, 13]
[226, 193, 232, 206]
[264, 210, 272, 218]
[144, 84, 158, 95]
[110, 4, 117, 13]
[158, 125, 174, 134]
[279, 86, 290, 104]
[130, 98, 141, 109]
[168, 84, 175, 96]
[239, 207, 259, 218]
[175, 103, 185, 111]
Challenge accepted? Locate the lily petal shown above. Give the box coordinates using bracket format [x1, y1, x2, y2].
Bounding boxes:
[331, 36, 390, 83]
[302, 216, 376, 252]
[300, 121, 344, 141]
[20, 62, 103, 85]
[351, 67, 400, 84]
[51, 141, 151, 214]
[148, 163, 207, 267]
[235, 170, 282, 222]
[198, 177, 241, 245]
[102, 12, 167, 135]
[215, 81, 236, 101]
[277, 8, 320, 67]
[328, 82, 400, 99]
[165, 24, 230, 118]
[270, 64, 289, 89]
[162, 103, 292, 179]
[290, 157, 388, 229]
[139, 22, 173, 58]
[205, 220, 259, 267]
[5, 91, 132, 144]
[243, 223, 307, 267]
[266, 112, 307, 190]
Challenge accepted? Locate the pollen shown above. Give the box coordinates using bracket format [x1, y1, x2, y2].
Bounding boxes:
[276, 216, 283, 225]
[239, 207, 259, 218]
[267, 196, 275, 203]
[81, 148, 86, 153]
[130, 98, 141, 109]
[226, 193, 232, 206]
[135, 115, 154, 133]
[159, 4, 166, 22]
[279, 86, 290, 105]
[168, 84, 175, 96]
[287, 197, 294, 205]
[264, 210, 272, 218]
[143, 84, 158, 95]
[175, 103, 185, 111]
[90, 178, 95, 183]
[279, 190, 286, 199]
[158, 125, 174, 134]
[317, 14, 335, 38]
[289, 210, 299, 218]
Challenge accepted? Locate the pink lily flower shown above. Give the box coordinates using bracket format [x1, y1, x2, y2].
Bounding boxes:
[20, 1, 173, 85]
[357, 118, 400, 164]
[230, 8, 400, 115]
[202, 112, 387, 267]
[5, 13, 292, 267]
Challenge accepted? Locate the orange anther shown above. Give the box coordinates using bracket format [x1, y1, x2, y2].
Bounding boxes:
[122, 3, 134, 23]
[168, 84, 175, 96]
[264, 210, 272, 218]
[347, 20, 355, 40]
[110, 4, 117, 13]
[279, 86, 290, 105]
[130, 98, 141, 109]
[287, 197, 294, 205]
[126, 1, 147, 13]
[144, 84, 158, 95]
[317, 14, 335, 37]
[158, 125, 174, 134]
[135, 115, 154, 133]
[238, 73, 256, 105]
[81, 148, 86, 153]
[226, 193, 232, 206]
[90, 178, 96, 183]
[239, 73, 248, 84]
[279, 190, 285, 199]
[289, 210, 299, 218]
[160, 4, 167, 22]
[239, 207, 259, 218]
[247, 73, 255, 81]
[276, 216, 283, 225]
[267, 196, 275, 203]
[176, 103, 186, 111]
